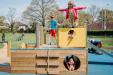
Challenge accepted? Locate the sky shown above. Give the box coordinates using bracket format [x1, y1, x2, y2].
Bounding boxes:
[57, 0, 113, 10]
[0, 0, 113, 21]
[0, 0, 31, 21]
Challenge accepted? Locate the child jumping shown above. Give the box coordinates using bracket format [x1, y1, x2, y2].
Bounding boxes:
[58, 0, 86, 27]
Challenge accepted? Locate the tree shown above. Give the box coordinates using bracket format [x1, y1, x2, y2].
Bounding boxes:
[79, 11, 93, 26]
[0, 16, 5, 26]
[98, 9, 113, 23]
[22, 0, 58, 46]
[89, 5, 100, 23]
[22, 0, 58, 27]
[0, 16, 9, 32]
[7, 8, 16, 32]
[97, 9, 113, 30]
[29, 18, 37, 32]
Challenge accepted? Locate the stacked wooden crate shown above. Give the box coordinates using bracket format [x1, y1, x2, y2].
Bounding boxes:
[11, 51, 36, 74]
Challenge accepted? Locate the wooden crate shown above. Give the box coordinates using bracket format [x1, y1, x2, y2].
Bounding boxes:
[58, 28, 86, 48]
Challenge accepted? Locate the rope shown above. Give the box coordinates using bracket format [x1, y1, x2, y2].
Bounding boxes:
[47, 28, 51, 74]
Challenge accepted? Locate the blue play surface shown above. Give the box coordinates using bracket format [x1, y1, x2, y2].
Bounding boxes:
[0, 53, 113, 75]
[88, 53, 113, 75]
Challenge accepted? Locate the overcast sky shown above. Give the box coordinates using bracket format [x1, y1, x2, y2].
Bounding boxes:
[0, 0, 113, 21]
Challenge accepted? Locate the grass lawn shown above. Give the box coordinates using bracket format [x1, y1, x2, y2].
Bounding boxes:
[0, 33, 113, 50]
[0, 43, 4, 48]
[0, 33, 36, 48]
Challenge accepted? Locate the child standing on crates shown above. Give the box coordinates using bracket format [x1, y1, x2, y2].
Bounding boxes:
[50, 16, 58, 46]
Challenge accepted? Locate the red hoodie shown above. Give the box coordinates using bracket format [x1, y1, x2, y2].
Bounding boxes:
[58, 6, 86, 21]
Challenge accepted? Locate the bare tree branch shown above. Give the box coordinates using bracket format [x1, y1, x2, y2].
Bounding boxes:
[22, 0, 58, 27]
[7, 8, 16, 32]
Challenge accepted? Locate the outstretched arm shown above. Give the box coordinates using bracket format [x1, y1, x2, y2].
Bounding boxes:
[74, 6, 86, 10]
[58, 8, 67, 11]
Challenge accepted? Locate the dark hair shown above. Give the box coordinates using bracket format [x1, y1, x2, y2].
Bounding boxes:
[68, 30, 74, 35]
[50, 16, 54, 19]
[64, 55, 81, 70]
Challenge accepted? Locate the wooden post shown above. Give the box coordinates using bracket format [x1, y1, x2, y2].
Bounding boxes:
[44, 30, 46, 44]
[47, 50, 49, 74]
[7, 41, 11, 57]
[40, 26, 44, 45]
[36, 24, 40, 48]
[40, 26, 46, 45]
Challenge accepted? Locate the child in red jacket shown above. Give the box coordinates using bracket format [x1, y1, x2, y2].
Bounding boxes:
[58, 0, 86, 27]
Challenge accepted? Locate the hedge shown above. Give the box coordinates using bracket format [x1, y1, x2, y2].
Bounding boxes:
[88, 30, 113, 36]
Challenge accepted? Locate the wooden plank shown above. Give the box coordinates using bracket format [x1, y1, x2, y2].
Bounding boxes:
[36, 56, 59, 58]
[36, 58, 59, 62]
[11, 62, 36, 67]
[60, 52, 86, 57]
[37, 61, 59, 67]
[36, 68, 47, 74]
[0, 66, 11, 73]
[11, 53, 36, 58]
[36, 68, 59, 74]
[11, 50, 36, 53]
[11, 58, 35, 62]
[11, 67, 35, 70]
[60, 71, 86, 75]
[11, 70, 36, 74]
[48, 70, 59, 75]
[36, 53, 59, 58]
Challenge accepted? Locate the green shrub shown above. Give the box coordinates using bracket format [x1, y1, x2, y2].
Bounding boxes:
[88, 30, 113, 36]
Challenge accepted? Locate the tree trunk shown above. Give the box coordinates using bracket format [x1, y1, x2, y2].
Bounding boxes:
[11, 24, 13, 32]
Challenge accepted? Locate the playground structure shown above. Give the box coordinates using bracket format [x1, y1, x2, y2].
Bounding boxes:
[1, 36, 113, 75]
[11, 48, 87, 75]
[0, 28, 88, 75]
[0, 36, 88, 75]
[10, 27, 87, 75]
[0, 0, 88, 75]
[1, 0, 113, 75]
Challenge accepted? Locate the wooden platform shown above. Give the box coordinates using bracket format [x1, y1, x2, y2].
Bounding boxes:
[11, 48, 87, 75]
